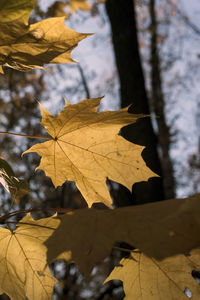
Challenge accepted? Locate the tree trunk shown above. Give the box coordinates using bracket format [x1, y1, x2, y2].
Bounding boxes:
[149, 0, 175, 199]
[106, 0, 165, 205]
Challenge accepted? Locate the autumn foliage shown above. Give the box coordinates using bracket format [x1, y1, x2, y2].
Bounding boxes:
[0, 1, 200, 299]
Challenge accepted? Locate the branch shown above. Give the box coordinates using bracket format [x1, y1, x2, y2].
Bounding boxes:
[0, 207, 73, 224]
[77, 64, 91, 98]
[167, 0, 200, 35]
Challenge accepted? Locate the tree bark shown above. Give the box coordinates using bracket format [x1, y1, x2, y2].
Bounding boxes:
[150, 0, 175, 199]
[106, 0, 165, 205]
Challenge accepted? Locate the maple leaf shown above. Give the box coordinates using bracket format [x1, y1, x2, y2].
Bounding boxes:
[105, 250, 200, 300]
[45, 194, 200, 278]
[0, 214, 59, 300]
[0, 157, 29, 202]
[23, 97, 156, 207]
[0, 0, 37, 24]
[0, 0, 88, 73]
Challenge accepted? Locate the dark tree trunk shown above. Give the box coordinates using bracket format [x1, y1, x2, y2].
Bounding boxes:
[150, 0, 175, 199]
[106, 0, 165, 205]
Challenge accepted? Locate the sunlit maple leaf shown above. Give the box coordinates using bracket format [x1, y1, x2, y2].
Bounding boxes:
[0, 0, 88, 73]
[45, 194, 200, 278]
[23, 97, 157, 207]
[0, 214, 59, 300]
[105, 250, 200, 299]
[0, 157, 29, 203]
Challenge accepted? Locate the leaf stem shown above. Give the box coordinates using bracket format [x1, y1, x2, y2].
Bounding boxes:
[0, 207, 72, 224]
[113, 246, 141, 253]
[0, 131, 51, 140]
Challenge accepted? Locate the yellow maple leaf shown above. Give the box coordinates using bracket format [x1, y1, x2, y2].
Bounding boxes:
[0, 214, 59, 300]
[45, 194, 200, 278]
[0, 0, 88, 73]
[23, 97, 157, 207]
[0, 0, 37, 24]
[105, 250, 200, 299]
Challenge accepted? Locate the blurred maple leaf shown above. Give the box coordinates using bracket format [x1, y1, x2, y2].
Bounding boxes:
[68, 0, 91, 13]
[45, 194, 200, 278]
[0, 157, 29, 203]
[0, 0, 88, 73]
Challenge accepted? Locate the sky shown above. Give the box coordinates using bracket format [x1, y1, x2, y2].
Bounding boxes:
[165, 0, 200, 196]
[38, 0, 120, 112]
[136, 0, 200, 197]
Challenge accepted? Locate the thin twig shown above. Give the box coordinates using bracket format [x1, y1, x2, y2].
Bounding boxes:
[77, 64, 91, 99]
[0, 131, 51, 140]
[0, 207, 73, 224]
[166, 0, 200, 35]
